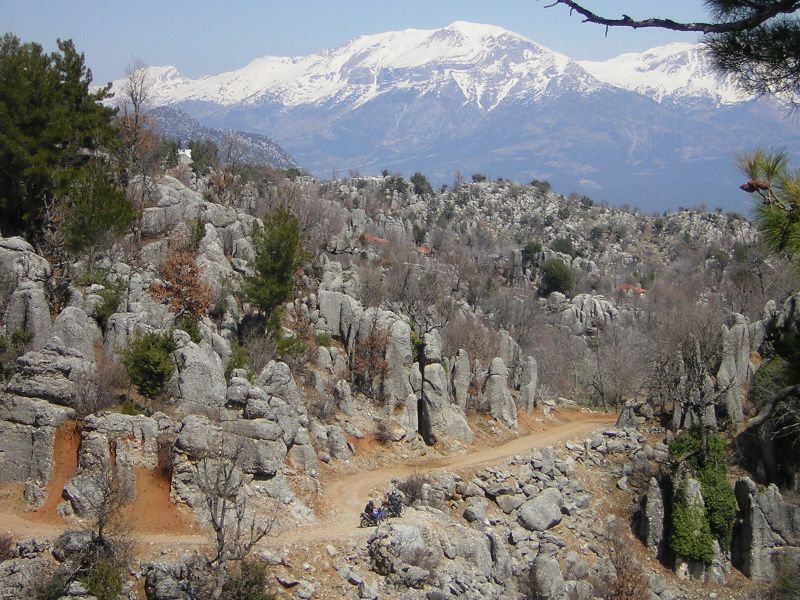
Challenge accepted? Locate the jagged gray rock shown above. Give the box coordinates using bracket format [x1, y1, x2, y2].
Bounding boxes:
[450, 349, 470, 412]
[518, 355, 538, 412]
[530, 555, 566, 600]
[733, 477, 800, 581]
[518, 488, 563, 531]
[638, 477, 666, 558]
[482, 358, 517, 429]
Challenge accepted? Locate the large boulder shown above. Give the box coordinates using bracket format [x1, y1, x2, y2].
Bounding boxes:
[0, 556, 53, 599]
[450, 349, 470, 411]
[5, 339, 95, 409]
[0, 236, 53, 351]
[732, 477, 800, 581]
[51, 306, 102, 361]
[637, 477, 666, 558]
[173, 336, 226, 411]
[518, 356, 538, 412]
[530, 555, 566, 600]
[421, 363, 473, 444]
[518, 488, 563, 531]
[482, 358, 517, 429]
[4, 282, 52, 350]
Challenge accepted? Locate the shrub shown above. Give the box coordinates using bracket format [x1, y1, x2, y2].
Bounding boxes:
[396, 474, 429, 505]
[538, 259, 574, 296]
[315, 332, 332, 347]
[375, 419, 392, 445]
[150, 234, 212, 321]
[82, 557, 123, 600]
[119, 331, 177, 400]
[275, 334, 306, 361]
[94, 282, 124, 331]
[225, 344, 248, 383]
[351, 325, 389, 399]
[410, 172, 433, 196]
[603, 519, 650, 600]
[670, 483, 715, 563]
[521, 241, 542, 265]
[530, 179, 551, 193]
[471, 173, 487, 182]
[36, 574, 70, 600]
[669, 431, 736, 547]
[222, 560, 274, 600]
[550, 237, 575, 257]
[119, 399, 139, 416]
[157, 435, 175, 481]
[10, 327, 33, 349]
[177, 315, 203, 344]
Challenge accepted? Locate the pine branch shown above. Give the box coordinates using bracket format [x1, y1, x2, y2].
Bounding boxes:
[542, 0, 800, 34]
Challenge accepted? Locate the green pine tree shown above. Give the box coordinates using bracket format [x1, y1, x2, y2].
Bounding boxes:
[0, 34, 116, 241]
[243, 207, 307, 332]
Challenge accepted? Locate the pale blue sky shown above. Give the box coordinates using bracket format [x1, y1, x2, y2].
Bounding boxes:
[2, 1, 709, 83]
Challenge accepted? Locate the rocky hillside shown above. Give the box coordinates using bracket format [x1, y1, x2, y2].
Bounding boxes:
[0, 170, 798, 599]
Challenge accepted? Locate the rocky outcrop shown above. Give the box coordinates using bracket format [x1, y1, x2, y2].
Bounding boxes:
[732, 477, 800, 581]
[172, 333, 227, 412]
[518, 356, 538, 412]
[560, 293, 618, 335]
[637, 477, 666, 559]
[481, 358, 517, 429]
[0, 236, 53, 350]
[0, 394, 74, 505]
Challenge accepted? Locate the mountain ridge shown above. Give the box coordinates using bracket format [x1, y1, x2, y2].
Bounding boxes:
[120, 21, 800, 210]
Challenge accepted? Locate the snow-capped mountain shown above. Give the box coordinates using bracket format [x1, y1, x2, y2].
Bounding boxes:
[122, 22, 602, 110]
[128, 21, 800, 210]
[578, 42, 750, 105]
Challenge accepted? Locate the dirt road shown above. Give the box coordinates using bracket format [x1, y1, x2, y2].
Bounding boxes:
[279, 414, 613, 545]
[0, 413, 614, 553]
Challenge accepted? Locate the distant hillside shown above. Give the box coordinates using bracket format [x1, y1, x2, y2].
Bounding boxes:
[126, 21, 800, 211]
[148, 106, 299, 170]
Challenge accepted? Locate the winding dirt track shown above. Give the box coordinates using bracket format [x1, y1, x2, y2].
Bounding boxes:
[280, 414, 614, 545]
[0, 414, 614, 554]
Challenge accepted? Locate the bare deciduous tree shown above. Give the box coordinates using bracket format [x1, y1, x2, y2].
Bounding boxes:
[193, 439, 277, 599]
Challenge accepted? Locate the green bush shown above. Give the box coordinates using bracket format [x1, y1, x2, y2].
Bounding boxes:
[177, 315, 203, 344]
[119, 331, 177, 400]
[669, 431, 737, 548]
[10, 327, 33, 349]
[315, 332, 332, 347]
[119, 399, 139, 416]
[225, 344, 248, 383]
[550, 237, 575, 257]
[670, 484, 715, 563]
[82, 557, 123, 600]
[94, 282, 124, 331]
[410, 172, 433, 196]
[275, 334, 306, 359]
[521, 241, 542, 265]
[36, 574, 70, 600]
[539, 259, 574, 296]
[699, 465, 738, 547]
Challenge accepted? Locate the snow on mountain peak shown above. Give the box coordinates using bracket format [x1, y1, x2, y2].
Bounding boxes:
[131, 21, 586, 110]
[128, 22, 751, 111]
[578, 42, 750, 105]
